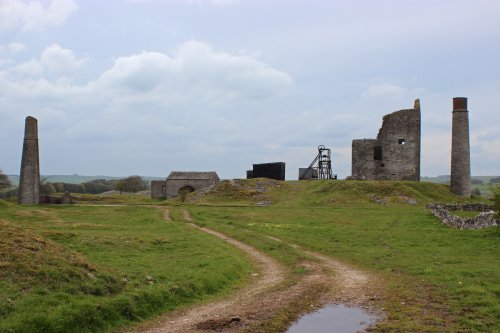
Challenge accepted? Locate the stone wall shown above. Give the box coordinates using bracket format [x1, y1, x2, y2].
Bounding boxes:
[426, 203, 498, 229]
[351, 139, 378, 180]
[151, 172, 220, 199]
[151, 180, 167, 199]
[39, 192, 73, 205]
[351, 100, 421, 181]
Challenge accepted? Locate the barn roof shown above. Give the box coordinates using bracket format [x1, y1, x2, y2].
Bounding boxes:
[166, 171, 219, 181]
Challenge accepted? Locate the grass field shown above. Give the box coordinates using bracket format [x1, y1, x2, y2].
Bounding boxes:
[0, 201, 252, 333]
[184, 180, 500, 332]
[422, 175, 500, 197]
[1, 179, 499, 332]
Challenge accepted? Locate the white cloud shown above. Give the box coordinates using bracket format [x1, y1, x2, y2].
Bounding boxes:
[11, 59, 43, 76]
[0, 0, 78, 33]
[0, 40, 297, 176]
[40, 43, 87, 72]
[0, 40, 294, 129]
[127, 0, 238, 5]
[3, 44, 87, 78]
[88, 40, 294, 107]
[362, 83, 407, 99]
[7, 42, 26, 53]
[210, 0, 238, 5]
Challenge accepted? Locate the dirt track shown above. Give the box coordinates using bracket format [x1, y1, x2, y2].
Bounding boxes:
[127, 208, 382, 333]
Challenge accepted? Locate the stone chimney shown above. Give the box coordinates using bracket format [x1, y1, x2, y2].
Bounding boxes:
[450, 97, 471, 197]
[18, 116, 40, 204]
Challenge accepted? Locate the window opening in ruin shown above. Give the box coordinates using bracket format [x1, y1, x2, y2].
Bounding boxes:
[381, 163, 385, 167]
[373, 146, 382, 161]
[398, 139, 406, 145]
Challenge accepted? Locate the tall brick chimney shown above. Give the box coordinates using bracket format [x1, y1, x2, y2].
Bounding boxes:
[450, 97, 471, 197]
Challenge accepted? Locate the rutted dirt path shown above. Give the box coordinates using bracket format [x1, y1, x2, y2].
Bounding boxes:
[126, 207, 382, 333]
[129, 209, 286, 333]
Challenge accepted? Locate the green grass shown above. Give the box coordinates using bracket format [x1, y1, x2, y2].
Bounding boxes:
[1, 180, 498, 332]
[0, 202, 252, 333]
[184, 180, 499, 332]
[70, 193, 162, 205]
[451, 210, 481, 218]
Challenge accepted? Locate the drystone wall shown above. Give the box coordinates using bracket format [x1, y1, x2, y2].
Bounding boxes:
[426, 203, 498, 229]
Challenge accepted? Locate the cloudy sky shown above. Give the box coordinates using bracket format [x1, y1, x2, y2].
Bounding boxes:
[1, 0, 499, 179]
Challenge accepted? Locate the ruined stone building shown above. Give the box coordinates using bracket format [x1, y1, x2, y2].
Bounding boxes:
[450, 97, 471, 197]
[151, 171, 220, 199]
[351, 100, 421, 181]
[18, 116, 40, 204]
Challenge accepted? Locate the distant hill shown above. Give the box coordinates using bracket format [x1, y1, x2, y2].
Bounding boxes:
[422, 175, 499, 197]
[7, 175, 164, 186]
[421, 176, 498, 184]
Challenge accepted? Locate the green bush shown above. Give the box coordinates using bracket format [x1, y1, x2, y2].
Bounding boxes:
[492, 186, 500, 219]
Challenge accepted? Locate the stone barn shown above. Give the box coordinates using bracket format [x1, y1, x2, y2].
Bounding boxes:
[151, 171, 220, 199]
[351, 99, 421, 181]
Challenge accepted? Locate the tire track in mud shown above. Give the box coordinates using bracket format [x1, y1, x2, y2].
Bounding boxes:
[130, 209, 287, 333]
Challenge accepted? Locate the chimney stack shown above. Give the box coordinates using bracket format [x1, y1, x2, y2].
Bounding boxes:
[18, 116, 40, 204]
[450, 97, 471, 197]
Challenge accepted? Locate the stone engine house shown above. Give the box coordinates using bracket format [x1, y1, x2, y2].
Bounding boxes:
[351, 100, 421, 181]
[151, 171, 220, 199]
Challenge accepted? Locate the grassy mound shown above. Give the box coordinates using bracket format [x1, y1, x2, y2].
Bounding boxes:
[0, 219, 122, 308]
[0, 204, 252, 333]
[185, 179, 475, 207]
[184, 178, 282, 205]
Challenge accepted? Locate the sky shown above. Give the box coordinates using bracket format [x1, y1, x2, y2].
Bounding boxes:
[1, 0, 499, 179]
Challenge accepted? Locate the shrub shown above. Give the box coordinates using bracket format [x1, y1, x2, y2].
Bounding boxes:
[0, 169, 12, 190]
[490, 176, 500, 184]
[492, 186, 500, 219]
[116, 176, 147, 193]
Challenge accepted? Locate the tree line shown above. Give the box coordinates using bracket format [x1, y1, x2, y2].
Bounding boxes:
[40, 176, 149, 194]
[0, 171, 148, 198]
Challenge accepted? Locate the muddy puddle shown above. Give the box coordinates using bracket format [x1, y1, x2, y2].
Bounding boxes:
[285, 304, 377, 333]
